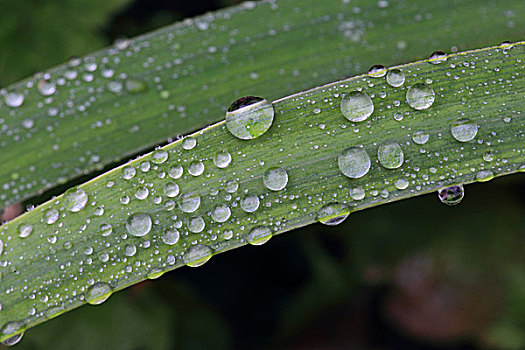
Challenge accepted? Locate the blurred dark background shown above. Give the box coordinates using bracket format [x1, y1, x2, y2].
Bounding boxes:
[1, 0, 525, 349]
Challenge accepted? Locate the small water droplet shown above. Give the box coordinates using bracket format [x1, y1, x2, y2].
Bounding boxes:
[263, 167, 288, 191]
[338, 147, 371, 178]
[213, 151, 232, 168]
[224, 180, 239, 193]
[125, 213, 152, 237]
[226, 96, 275, 140]
[386, 69, 405, 87]
[183, 244, 212, 267]
[99, 223, 113, 237]
[475, 170, 494, 182]
[37, 79, 56, 96]
[438, 185, 464, 205]
[85, 282, 113, 305]
[164, 183, 180, 197]
[63, 188, 88, 212]
[451, 118, 478, 142]
[482, 152, 493, 162]
[316, 203, 350, 226]
[188, 161, 205, 176]
[412, 131, 430, 145]
[168, 165, 183, 179]
[367, 64, 387, 77]
[4, 92, 24, 107]
[406, 83, 435, 110]
[188, 216, 205, 233]
[18, 224, 33, 238]
[151, 149, 168, 164]
[394, 178, 409, 190]
[211, 204, 231, 223]
[429, 51, 447, 64]
[123, 166, 136, 180]
[350, 186, 365, 200]
[161, 229, 180, 245]
[378, 141, 404, 169]
[135, 186, 149, 200]
[124, 244, 137, 256]
[247, 226, 272, 245]
[179, 193, 201, 213]
[182, 137, 197, 150]
[340, 91, 374, 122]
[240, 195, 260, 213]
[44, 208, 59, 224]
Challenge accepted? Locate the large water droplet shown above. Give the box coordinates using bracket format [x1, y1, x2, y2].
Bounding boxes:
[350, 186, 365, 200]
[85, 282, 113, 305]
[1, 321, 24, 346]
[438, 185, 464, 205]
[263, 167, 288, 191]
[183, 244, 212, 267]
[386, 69, 405, 87]
[226, 96, 274, 140]
[37, 79, 56, 96]
[406, 83, 435, 110]
[164, 183, 180, 198]
[188, 217, 205, 233]
[188, 161, 205, 176]
[168, 165, 183, 179]
[412, 131, 430, 145]
[213, 151, 232, 168]
[340, 91, 374, 122]
[378, 141, 404, 169]
[123, 166, 136, 180]
[125, 213, 152, 237]
[240, 195, 260, 213]
[63, 188, 88, 212]
[429, 51, 447, 64]
[44, 208, 59, 224]
[161, 229, 180, 245]
[394, 178, 409, 190]
[182, 137, 197, 150]
[4, 93, 24, 107]
[135, 186, 149, 200]
[211, 204, 231, 223]
[124, 244, 137, 256]
[451, 118, 478, 142]
[151, 149, 168, 164]
[179, 193, 201, 213]
[1, 332, 23, 346]
[18, 224, 33, 238]
[99, 223, 113, 236]
[338, 147, 371, 178]
[247, 226, 272, 245]
[367, 64, 387, 77]
[316, 203, 351, 226]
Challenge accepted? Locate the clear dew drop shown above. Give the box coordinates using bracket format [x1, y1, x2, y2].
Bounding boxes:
[367, 64, 387, 77]
[211, 204, 231, 223]
[438, 185, 464, 206]
[161, 229, 180, 245]
[188, 161, 205, 176]
[483, 152, 494, 162]
[168, 165, 183, 179]
[63, 188, 88, 212]
[151, 149, 168, 164]
[213, 151, 232, 168]
[224, 180, 239, 193]
[225, 96, 275, 140]
[263, 167, 288, 191]
[125, 213, 152, 237]
[406, 83, 435, 110]
[1, 321, 24, 346]
[429, 51, 447, 64]
[179, 193, 201, 213]
[124, 244, 137, 256]
[85, 282, 113, 305]
[183, 244, 212, 267]
[164, 182, 180, 198]
[475, 170, 494, 182]
[135, 186, 149, 200]
[340, 91, 374, 122]
[99, 223, 113, 237]
[247, 226, 272, 245]
[44, 208, 59, 224]
[4, 92, 24, 107]
[394, 178, 409, 190]
[37, 79, 56, 96]
[123, 166, 136, 180]
[188, 217, 205, 233]
[182, 137, 197, 150]
[316, 203, 351, 226]
[350, 186, 365, 200]
[240, 195, 260, 213]
[18, 224, 33, 238]
[378, 141, 404, 169]
[451, 118, 478, 142]
[1, 332, 23, 346]
[338, 147, 371, 179]
[147, 268, 164, 280]
[412, 131, 430, 145]
[386, 69, 405, 87]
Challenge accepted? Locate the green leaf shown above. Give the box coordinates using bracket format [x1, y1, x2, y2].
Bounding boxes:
[0, 40, 523, 341]
[2, 0, 525, 207]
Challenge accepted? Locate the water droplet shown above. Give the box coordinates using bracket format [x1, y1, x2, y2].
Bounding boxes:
[483, 152, 493, 162]
[263, 167, 288, 191]
[44, 208, 59, 224]
[412, 131, 430, 145]
[338, 147, 371, 178]
[406, 83, 435, 110]
[179, 193, 201, 213]
[429, 51, 447, 64]
[161, 229, 180, 245]
[451, 118, 478, 142]
[182, 137, 197, 150]
[188, 216, 205, 233]
[394, 178, 409, 190]
[37, 79, 56, 96]
[18, 224, 33, 238]
[340, 91, 374, 122]
[240, 195, 260, 213]
[99, 223, 113, 237]
[151, 149, 168, 164]
[378, 141, 404, 169]
[316, 203, 351, 225]
[123, 166, 136, 180]
[226, 96, 274, 140]
[85, 282, 113, 305]
[475, 170, 494, 182]
[4, 92, 24, 107]
[135, 186, 149, 200]
[438, 185, 464, 205]
[368, 64, 387, 77]
[188, 161, 205, 176]
[213, 151, 232, 168]
[386, 69, 405, 87]
[350, 186, 365, 200]
[247, 226, 272, 245]
[1, 332, 23, 346]
[168, 165, 183, 179]
[140, 161, 151, 172]
[224, 180, 239, 193]
[183, 244, 212, 267]
[147, 268, 164, 280]
[125, 213, 152, 237]
[125, 79, 147, 93]
[164, 183, 180, 197]
[63, 188, 88, 212]
[124, 244, 137, 256]
[1, 321, 24, 346]
[211, 204, 231, 223]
